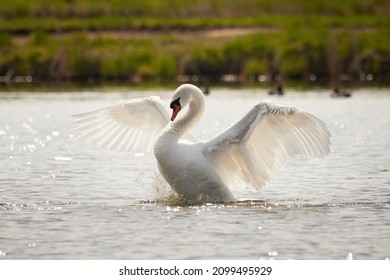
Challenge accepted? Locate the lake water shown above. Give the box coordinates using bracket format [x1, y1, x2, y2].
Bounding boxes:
[0, 88, 389, 260]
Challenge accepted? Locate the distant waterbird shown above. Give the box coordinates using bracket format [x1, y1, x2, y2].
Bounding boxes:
[331, 87, 352, 98]
[268, 85, 284, 96]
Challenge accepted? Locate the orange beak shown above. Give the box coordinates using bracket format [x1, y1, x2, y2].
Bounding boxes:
[171, 104, 181, 121]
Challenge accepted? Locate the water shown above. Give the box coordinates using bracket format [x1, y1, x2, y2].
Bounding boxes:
[0, 88, 389, 260]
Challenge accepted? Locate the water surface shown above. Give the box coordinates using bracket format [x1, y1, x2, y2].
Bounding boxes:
[0, 88, 389, 259]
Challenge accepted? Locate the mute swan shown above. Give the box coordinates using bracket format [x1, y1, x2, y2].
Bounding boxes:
[72, 84, 330, 203]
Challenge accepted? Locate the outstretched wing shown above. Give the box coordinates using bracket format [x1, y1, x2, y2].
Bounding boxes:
[203, 101, 331, 190]
[71, 96, 171, 154]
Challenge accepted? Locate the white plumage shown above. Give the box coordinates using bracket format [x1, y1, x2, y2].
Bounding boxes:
[72, 84, 330, 203]
[72, 96, 169, 153]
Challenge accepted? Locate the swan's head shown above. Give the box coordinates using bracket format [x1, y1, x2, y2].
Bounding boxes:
[170, 84, 203, 121]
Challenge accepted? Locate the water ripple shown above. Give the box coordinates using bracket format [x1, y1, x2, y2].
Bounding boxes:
[1, 90, 389, 259]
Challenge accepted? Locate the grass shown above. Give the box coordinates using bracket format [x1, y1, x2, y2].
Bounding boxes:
[0, 0, 389, 88]
[0, 15, 388, 33]
[1, 0, 388, 16]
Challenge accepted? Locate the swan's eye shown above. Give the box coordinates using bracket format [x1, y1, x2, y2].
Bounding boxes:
[170, 97, 181, 109]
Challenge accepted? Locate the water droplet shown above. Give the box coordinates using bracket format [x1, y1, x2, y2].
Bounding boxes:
[346, 252, 353, 260]
[27, 144, 36, 151]
[22, 122, 37, 134]
[268, 251, 278, 256]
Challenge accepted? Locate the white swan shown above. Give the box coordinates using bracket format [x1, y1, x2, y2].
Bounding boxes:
[72, 84, 330, 203]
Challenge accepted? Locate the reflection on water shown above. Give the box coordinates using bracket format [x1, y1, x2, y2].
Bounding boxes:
[0, 88, 389, 259]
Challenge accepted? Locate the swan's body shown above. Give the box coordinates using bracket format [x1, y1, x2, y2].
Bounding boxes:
[72, 84, 330, 203]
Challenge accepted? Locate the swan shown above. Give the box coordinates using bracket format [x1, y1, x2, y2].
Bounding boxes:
[71, 84, 330, 203]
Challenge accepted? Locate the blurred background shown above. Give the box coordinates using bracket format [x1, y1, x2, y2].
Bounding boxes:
[0, 0, 389, 89]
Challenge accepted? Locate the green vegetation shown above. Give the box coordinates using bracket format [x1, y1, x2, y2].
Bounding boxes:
[0, 0, 389, 88]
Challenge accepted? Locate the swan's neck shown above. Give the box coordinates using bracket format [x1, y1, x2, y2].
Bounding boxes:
[170, 94, 204, 140]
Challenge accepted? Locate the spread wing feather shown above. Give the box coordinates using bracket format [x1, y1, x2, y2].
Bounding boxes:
[71, 96, 171, 154]
[204, 101, 331, 190]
